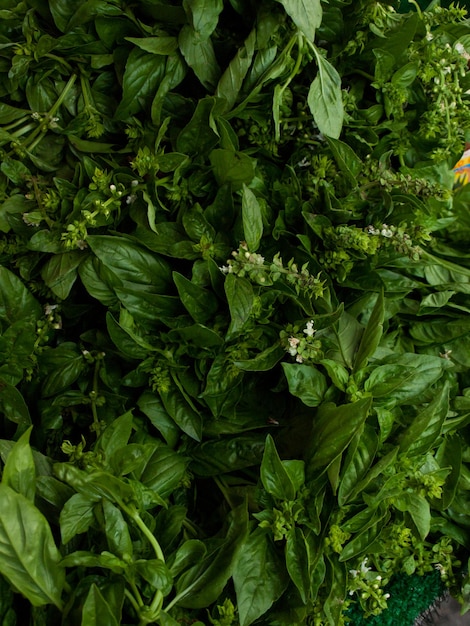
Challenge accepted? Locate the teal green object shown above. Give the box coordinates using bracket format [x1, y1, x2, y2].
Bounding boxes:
[347, 571, 445, 625]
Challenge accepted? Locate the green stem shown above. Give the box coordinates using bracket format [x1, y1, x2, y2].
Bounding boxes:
[125, 585, 144, 613]
[22, 74, 77, 153]
[90, 360, 101, 434]
[125, 505, 165, 562]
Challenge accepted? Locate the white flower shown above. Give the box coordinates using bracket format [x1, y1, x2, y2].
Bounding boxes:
[109, 184, 116, 192]
[456, 42, 466, 55]
[366, 225, 380, 235]
[126, 194, 137, 205]
[131, 179, 139, 187]
[219, 265, 231, 274]
[295, 354, 304, 363]
[426, 32, 433, 41]
[303, 320, 315, 337]
[380, 224, 394, 238]
[360, 558, 371, 575]
[288, 337, 300, 347]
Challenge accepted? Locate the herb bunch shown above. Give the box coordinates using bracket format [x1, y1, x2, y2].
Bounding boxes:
[1, 1, 470, 625]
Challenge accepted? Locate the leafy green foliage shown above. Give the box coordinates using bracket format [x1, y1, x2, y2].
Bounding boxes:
[1, 0, 470, 624]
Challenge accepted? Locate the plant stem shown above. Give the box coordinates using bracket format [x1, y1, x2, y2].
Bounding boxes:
[125, 505, 165, 562]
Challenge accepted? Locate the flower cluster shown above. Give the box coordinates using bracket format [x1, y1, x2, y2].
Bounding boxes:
[348, 558, 391, 617]
[281, 320, 323, 364]
[61, 169, 139, 249]
[221, 243, 325, 299]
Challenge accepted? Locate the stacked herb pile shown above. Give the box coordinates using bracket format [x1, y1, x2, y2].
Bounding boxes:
[1, 1, 470, 625]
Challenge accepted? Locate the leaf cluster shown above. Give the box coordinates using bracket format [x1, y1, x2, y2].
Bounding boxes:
[1, 1, 470, 625]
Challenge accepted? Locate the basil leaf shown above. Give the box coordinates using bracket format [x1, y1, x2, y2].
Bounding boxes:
[282, 363, 327, 408]
[274, 0, 322, 42]
[233, 527, 289, 626]
[260, 434, 295, 500]
[241, 184, 263, 252]
[81, 583, 119, 626]
[306, 397, 372, 474]
[308, 46, 344, 139]
[0, 484, 65, 609]
[1, 427, 35, 501]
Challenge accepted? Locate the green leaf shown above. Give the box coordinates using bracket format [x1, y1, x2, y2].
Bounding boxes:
[39, 343, 87, 398]
[209, 149, 256, 187]
[338, 425, 378, 507]
[364, 354, 451, 406]
[40, 251, 84, 300]
[324, 554, 347, 625]
[0, 380, 31, 426]
[183, 0, 223, 39]
[160, 387, 202, 442]
[114, 49, 167, 119]
[274, 0, 322, 41]
[233, 528, 289, 626]
[0, 484, 64, 608]
[261, 434, 295, 500]
[339, 508, 390, 561]
[399, 382, 450, 456]
[97, 411, 133, 461]
[137, 443, 189, 498]
[176, 504, 248, 608]
[134, 559, 173, 595]
[1, 158, 30, 185]
[285, 526, 310, 603]
[60, 493, 97, 544]
[216, 28, 256, 111]
[0, 267, 42, 324]
[138, 391, 180, 448]
[190, 434, 266, 476]
[87, 235, 171, 291]
[125, 36, 178, 55]
[320, 359, 349, 391]
[308, 47, 343, 139]
[178, 26, 221, 90]
[282, 363, 327, 407]
[102, 499, 133, 559]
[170, 539, 207, 577]
[233, 343, 285, 372]
[2, 426, 35, 501]
[173, 271, 218, 324]
[81, 583, 119, 626]
[241, 184, 263, 252]
[224, 273, 254, 339]
[306, 397, 372, 474]
[394, 492, 431, 541]
[326, 137, 362, 186]
[353, 291, 385, 372]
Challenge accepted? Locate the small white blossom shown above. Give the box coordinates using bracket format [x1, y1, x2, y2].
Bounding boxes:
[31, 111, 41, 120]
[219, 265, 231, 274]
[303, 320, 315, 337]
[456, 42, 466, 54]
[366, 225, 380, 235]
[44, 304, 59, 316]
[126, 193, 137, 205]
[380, 224, 394, 238]
[360, 558, 371, 575]
[296, 157, 311, 168]
[426, 32, 433, 41]
[109, 184, 117, 192]
[131, 179, 139, 187]
[295, 353, 304, 363]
